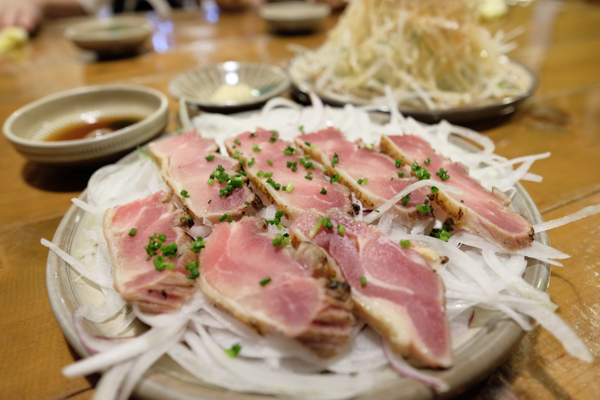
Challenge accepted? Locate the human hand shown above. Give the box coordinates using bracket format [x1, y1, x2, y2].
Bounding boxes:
[0, 0, 41, 32]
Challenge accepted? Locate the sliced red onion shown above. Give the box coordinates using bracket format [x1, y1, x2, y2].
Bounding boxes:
[117, 323, 187, 400]
[93, 360, 134, 400]
[41, 238, 113, 288]
[62, 321, 185, 378]
[533, 204, 600, 233]
[364, 180, 462, 224]
[381, 339, 449, 391]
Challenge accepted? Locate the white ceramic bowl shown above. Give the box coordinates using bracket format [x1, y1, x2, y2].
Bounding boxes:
[259, 2, 331, 34]
[3, 85, 169, 166]
[168, 61, 290, 112]
[65, 16, 152, 56]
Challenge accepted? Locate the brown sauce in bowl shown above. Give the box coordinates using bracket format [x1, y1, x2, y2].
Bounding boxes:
[44, 116, 142, 141]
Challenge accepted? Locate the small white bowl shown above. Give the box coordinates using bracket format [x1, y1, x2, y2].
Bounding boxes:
[168, 61, 290, 112]
[3, 85, 169, 166]
[259, 2, 331, 34]
[65, 16, 152, 56]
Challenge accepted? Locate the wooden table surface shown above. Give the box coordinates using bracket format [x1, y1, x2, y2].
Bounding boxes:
[1, 2, 599, 399]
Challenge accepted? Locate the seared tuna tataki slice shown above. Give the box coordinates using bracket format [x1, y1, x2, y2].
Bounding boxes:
[380, 134, 533, 250]
[103, 191, 197, 314]
[296, 127, 432, 228]
[149, 131, 261, 224]
[291, 209, 452, 368]
[224, 128, 355, 220]
[198, 217, 355, 358]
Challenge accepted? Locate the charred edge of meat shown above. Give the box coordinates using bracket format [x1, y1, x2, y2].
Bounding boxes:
[326, 279, 351, 302]
[379, 135, 412, 165]
[294, 241, 331, 279]
[242, 191, 264, 216]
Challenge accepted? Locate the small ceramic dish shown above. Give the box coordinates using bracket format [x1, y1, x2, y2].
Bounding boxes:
[3, 84, 168, 166]
[259, 2, 331, 34]
[65, 16, 152, 56]
[168, 62, 290, 112]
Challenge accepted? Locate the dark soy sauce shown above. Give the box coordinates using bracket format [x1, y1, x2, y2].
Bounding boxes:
[44, 116, 142, 141]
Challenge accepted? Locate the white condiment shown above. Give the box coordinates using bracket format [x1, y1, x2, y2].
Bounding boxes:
[210, 83, 256, 103]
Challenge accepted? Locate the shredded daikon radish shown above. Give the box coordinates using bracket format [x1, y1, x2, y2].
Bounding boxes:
[289, 0, 528, 110]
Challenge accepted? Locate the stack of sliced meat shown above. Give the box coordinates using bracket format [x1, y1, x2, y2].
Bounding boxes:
[224, 128, 356, 219]
[296, 127, 432, 227]
[381, 134, 534, 250]
[103, 190, 197, 314]
[291, 208, 452, 368]
[103, 125, 539, 370]
[149, 131, 261, 224]
[198, 217, 355, 358]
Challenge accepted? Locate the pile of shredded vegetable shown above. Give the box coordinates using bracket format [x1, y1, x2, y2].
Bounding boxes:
[289, 0, 528, 110]
[41, 96, 599, 400]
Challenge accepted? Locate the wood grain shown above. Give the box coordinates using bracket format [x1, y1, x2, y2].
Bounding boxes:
[0, 2, 599, 399]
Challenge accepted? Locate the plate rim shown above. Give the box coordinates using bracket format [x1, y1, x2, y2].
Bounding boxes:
[45, 126, 549, 399]
[288, 55, 538, 124]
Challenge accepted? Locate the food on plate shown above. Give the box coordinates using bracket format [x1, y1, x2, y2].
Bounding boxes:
[103, 190, 197, 314]
[290, 0, 529, 109]
[47, 100, 596, 400]
[296, 127, 432, 227]
[199, 216, 355, 358]
[380, 134, 534, 250]
[291, 208, 452, 368]
[149, 131, 261, 223]
[224, 127, 356, 219]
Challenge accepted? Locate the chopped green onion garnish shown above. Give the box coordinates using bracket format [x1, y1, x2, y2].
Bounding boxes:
[298, 125, 304, 133]
[271, 130, 278, 136]
[331, 153, 339, 167]
[337, 225, 345, 236]
[206, 155, 214, 162]
[431, 186, 439, 194]
[161, 241, 178, 258]
[128, 228, 137, 237]
[249, 132, 256, 137]
[208, 199, 212, 204]
[415, 205, 431, 214]
[269, 137, 276, 143]
[180, 190, 190, 198]
[400, 240, 411, 248]
[283, 146, 295, 156]
[324, 218, 334, 230]
[286, 183, 294, 192]
[424, 158, 431, 165]
[330, 174, 340, 183]
[267, 159, 273, 166]
[395, 159, 402, 168]
[189, 237, 206, 253]
[207, 178, 214, 186]
[320, 188, 327, 194]
[264, 172, 273, 178]
[253, 144, 261, 152]
[402, 195, 411, 207]
[436, 168, 450, 181]
[225, 343, 242, 357]
[305, 175, 313, 180]
[360, 276, 367, 286]
[234, 139, 241, 146]
[358, 178, 368, 185]
[260, 277, 272, 286]
[248, 158, 256, 167]
[365, 144, 373, 150]
[273, 234, 283, 247]
[257, 170, 264, 177]
[398, 172, 404, 178]
[304, 141, 311, 147]
[219, 214, 232, 223]
[185, 261, 200, 279]
[309, 217, 324, 239]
